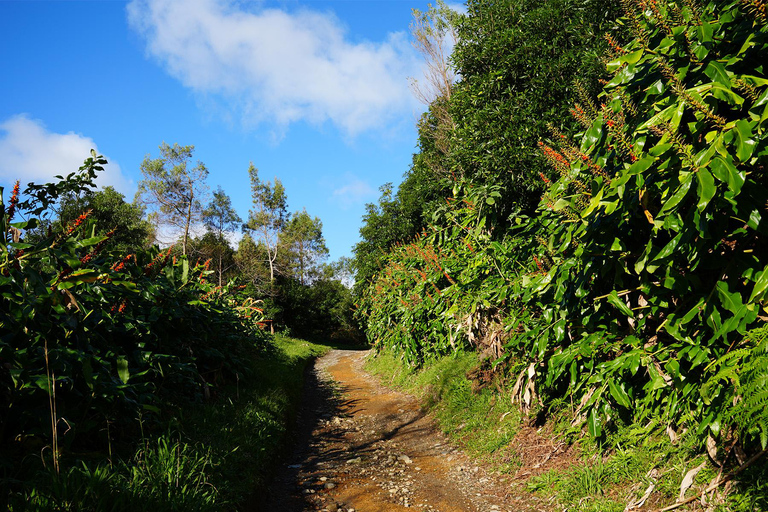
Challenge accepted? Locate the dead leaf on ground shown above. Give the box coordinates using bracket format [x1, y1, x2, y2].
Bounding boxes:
[678, 461, 707, 502]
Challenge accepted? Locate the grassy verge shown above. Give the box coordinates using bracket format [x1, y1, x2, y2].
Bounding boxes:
[4, 335, 330, 511]
[178, 334, 330, 507]
[366, 348, 768, 512]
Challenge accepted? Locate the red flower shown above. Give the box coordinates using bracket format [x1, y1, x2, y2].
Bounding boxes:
[6, 181, 20, 222]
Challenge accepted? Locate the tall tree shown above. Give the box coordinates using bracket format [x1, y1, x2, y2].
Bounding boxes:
[447, 0, 623, 214]
[202, 187, 242, 286]
[243, 163, 288, 291]
[136, 142, 209, 255]
[280, 209, 328, 285]
[409, 1, 460, 179]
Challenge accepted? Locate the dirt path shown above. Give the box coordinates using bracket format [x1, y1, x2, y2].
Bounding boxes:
[260, 349, 547, 512]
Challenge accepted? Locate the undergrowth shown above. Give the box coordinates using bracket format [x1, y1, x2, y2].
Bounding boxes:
[3, 335, 329, 511]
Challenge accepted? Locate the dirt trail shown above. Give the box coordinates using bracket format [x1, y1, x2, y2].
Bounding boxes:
[260, 349, 547, 512]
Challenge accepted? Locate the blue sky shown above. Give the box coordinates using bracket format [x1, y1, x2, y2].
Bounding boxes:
[0, 0, 453, 262]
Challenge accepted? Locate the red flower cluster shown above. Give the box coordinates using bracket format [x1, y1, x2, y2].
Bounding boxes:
[111, 254, 134, 273]
[6, 181, 20, 222]
[80, 229, 116, 265]
[604, 33, 625, 55]
[65, 209, 93, 237]
[144, 246, 174, 276]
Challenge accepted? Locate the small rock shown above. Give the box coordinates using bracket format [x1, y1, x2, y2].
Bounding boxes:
[346, 457, 362, 464]
[320, 477, 328, 482]
[398, 455, 413, 464]
[324, 482, 336, 490]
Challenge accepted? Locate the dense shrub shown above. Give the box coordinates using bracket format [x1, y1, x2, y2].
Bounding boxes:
[1, 155, 271, 504]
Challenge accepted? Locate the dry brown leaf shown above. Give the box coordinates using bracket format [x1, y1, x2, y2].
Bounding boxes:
[706, 435, 720, 466]
[666, 425, 678, 444]
[678, 461, 707, 502]
[735, 444, 747, 465]
[60, 289, 80, 313]
[625, 468, 658, 511]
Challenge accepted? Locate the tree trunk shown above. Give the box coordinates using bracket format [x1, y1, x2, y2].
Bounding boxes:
[183, 187, 194, 256]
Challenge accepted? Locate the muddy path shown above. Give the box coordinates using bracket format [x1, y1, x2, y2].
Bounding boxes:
[259, 349, 548, 512]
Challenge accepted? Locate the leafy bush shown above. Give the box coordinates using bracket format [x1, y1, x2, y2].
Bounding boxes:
[0, 154, 271, 504]
[360, 0, 768, 449]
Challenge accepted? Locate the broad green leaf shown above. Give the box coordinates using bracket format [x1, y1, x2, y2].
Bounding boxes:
[709, 156, 744, 195]
[652, 233, 683, 262]
[696, 168, 716, 210]
[117, 356, 130, 384]
[588, 409, 602, 437]
[608, 380, 631, 409]
[627, 155, 655, 175]
[75, 236, 107, 249]
[748, 265, 768, 303]
[705, 61, 730, 86]
[733, 119, 756, 162]
[607, 290, 634, 318]
[606, 49, 643, 72]
[659, 173, 693, 213]
[716, 281, 743, 314]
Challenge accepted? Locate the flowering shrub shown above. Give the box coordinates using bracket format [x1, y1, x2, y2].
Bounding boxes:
[0, 154, 271, 483]
[360, 0, 768, 447]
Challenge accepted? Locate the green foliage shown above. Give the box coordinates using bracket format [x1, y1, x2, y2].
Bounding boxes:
[279, 208, 328, 285]
[359, 0, 768, 457]
[706, 325, 768, 448]
[517, 0, 768, 440]
[448, 0, 623, 213]
[1, 158, 271, 507]
[357, 181, 517, 365]
[6, 436, 218, 512]
[57, 186, 152, 254]
[243, 163, 288, 295]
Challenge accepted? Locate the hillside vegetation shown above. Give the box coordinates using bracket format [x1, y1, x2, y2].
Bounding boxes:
[355, 0, 768, 509]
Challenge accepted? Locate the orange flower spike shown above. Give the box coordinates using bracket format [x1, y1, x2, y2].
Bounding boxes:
[6, 181, 20, 222]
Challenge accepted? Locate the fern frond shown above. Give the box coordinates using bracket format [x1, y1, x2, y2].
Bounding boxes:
[725, 325, 768, 448]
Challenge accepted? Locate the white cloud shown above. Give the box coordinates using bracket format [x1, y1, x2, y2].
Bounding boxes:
[0, 114, 133, 195]
[332, 174, 376, 209]
[126, 0, 422, 136]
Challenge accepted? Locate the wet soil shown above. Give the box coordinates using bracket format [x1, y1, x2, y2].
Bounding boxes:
[259, 349, 553, 512]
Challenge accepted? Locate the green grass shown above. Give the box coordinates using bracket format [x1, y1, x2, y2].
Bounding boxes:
[3, 335, 331, 511]
[365, 349, 522, 469]
[179, 334, 330, 506]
